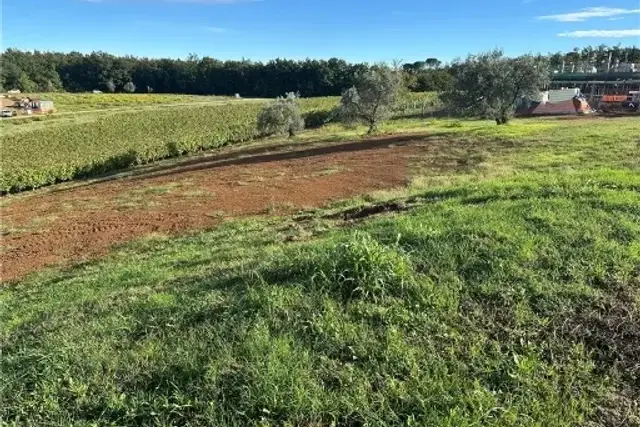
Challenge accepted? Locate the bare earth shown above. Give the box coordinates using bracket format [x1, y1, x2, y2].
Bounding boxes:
[1, 135, 426, 282]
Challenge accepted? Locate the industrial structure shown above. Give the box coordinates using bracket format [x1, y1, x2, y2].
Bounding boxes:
[0, 95, 55, 117]
[513, 60, 640, 116]
[548, 66, 640, 109]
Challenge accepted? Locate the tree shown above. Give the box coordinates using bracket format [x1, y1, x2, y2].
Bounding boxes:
[412, 69, 454, 92]
[443, 50, 549, 125]
[32, 65, 63, 92]
[105, 79, 116, 93]
[337, 65, 402, 134]
[402, 61, 425, 73]
[2, 46, 636, 97]
[425, 58, 441, 69]
[257, 92, 305, 138]
[17, 72, 37, 92]
[122, 81, 136, 93]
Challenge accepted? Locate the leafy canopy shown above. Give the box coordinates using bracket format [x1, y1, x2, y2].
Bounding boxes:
[338, 65, 402, 134]
[257, 92, 305, 138]
[122, 81, 136, 93]
[444, 50, 550, 124]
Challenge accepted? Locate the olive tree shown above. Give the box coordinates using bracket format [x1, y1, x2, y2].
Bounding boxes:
[338, 65, 402, 134]
[105, 80, 116, 93]
[122, 81, 136, 93]
[257, 92, 305, 138]
[443, 50, 549, 125]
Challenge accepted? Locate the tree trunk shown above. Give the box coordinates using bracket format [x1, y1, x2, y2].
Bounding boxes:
[367, 120, 377, 134]
[495, 116, 510, 125]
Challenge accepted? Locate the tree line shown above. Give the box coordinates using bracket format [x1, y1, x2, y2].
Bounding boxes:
[1, 45, 638, 95]
[548, 45, 640, 71]
[0, 50, 372, 96]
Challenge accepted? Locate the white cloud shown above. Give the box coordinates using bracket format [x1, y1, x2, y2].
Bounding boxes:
[538, 7, 640, 22]
[557, 29, 640, 38]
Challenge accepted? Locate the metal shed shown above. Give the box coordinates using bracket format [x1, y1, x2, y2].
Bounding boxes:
[38, 100, 55, 112]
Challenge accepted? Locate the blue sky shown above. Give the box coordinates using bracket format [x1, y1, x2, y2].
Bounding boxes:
[2, 0, 639, 62]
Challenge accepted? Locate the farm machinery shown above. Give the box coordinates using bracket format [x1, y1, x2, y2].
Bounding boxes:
[599, 91, 640, 113]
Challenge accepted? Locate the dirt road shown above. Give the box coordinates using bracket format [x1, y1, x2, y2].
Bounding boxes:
[1, 134, 425, 282]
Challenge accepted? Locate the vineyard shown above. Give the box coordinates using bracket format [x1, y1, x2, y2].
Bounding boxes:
[34, 93, 232, 112]
[0, 97, 338, 193]
[0, 94, 435, 193]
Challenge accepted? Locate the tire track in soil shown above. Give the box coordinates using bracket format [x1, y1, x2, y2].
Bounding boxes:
[1, 136, 423, 282]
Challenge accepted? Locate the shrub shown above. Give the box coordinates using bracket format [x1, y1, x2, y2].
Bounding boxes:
[257, 92, 305, 138]
[105, 80, 116, 93]
[122, 81, 136, 93]
[303, 109, 333, 128]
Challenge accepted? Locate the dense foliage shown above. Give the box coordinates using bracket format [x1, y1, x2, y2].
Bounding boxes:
[444, 50, 550, 124]
[548, 44, 640, 71]
[338, 66, 403, 133]
[401, 65, 454, 92]
[0, 97, 338, 193]
[3, 46, 635, 96]
[257, 93, 305, 137]
[0, 50, 371, 97]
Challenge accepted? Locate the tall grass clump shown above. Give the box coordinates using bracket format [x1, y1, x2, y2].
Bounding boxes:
[310, 231, 422, 303]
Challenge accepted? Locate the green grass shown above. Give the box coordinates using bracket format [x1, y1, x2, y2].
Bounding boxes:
[2, 115, 640, 426]
[295, 117, 640, 188]
[2, 170, 639, 426]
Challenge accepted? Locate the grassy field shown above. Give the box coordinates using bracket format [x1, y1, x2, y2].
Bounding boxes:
[1, 117, 639, 426]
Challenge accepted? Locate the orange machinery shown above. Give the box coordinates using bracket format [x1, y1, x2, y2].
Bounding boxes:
[599, 91, 640, 112]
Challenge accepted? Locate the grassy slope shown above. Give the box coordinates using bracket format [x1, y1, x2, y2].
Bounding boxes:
[2, 118, 640, 426]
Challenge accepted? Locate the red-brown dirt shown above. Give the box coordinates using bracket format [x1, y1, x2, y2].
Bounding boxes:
[1, 134, 426, 282]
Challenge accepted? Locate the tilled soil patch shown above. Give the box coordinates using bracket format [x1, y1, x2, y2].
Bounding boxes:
[1, 135, 424, 282]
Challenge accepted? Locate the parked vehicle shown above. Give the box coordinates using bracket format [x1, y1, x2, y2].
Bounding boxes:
[1, 109, 16, 118]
